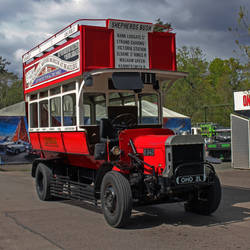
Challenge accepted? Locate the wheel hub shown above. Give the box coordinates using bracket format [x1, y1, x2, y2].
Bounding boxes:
[104, 185, 116, 213]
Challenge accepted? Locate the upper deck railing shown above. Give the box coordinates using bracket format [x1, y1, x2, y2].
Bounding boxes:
[22, 18, 170, 64]
[22, 19, 108, 63]
[22, 19, 176, 94]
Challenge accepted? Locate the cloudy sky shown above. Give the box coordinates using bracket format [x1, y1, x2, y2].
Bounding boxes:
[0, 0, 249, 76]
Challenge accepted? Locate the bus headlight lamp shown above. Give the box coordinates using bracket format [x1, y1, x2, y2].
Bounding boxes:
[111, 146, 121, 156]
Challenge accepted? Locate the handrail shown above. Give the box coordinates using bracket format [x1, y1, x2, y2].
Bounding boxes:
[22, 19, 107, 63]
[22, 18, 172, 63]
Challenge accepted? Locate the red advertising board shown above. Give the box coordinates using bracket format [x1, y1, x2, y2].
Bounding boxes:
[234, 90, 250, 111]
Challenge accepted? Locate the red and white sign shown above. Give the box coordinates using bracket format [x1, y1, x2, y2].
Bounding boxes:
[24, 39, 80, 90]
[234, 90, 250, 111]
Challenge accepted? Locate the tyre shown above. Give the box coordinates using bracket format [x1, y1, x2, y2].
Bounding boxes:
[184, 174, 221, 215]
[101, 171, 132, 228]
[35, 163, 53, 201]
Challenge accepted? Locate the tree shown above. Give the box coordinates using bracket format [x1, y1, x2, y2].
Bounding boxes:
[229, 6, 250, 72]
[6, 80, 24, 106]
[154, 18, 172, 32]
[163, 42, 248, 127]
[204, 57, 246, 126]
[0, 56, 23, 109]
[164, 46, 208, 122]
[0, 56, 10, 73]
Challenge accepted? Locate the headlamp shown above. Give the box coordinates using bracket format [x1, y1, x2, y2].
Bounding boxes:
[111, 146, 121, 156]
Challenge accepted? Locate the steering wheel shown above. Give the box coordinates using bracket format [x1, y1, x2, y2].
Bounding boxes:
[111, 113, 137, 129]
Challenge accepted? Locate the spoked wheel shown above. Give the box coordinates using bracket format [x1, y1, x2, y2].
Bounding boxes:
[185, 174, 221, 215]
[101, 171, 132, 228]
[35, 163, 53, 201]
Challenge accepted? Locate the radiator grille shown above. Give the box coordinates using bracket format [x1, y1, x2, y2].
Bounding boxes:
[172, 144, 204, 175]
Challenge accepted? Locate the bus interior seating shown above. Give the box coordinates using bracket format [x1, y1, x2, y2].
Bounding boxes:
[84, 126, 100, 154]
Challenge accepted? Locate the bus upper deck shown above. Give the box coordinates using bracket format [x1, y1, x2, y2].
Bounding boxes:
[23, 19, 177, 95]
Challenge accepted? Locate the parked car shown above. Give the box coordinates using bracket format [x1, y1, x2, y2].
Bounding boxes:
[0, 137, 15, 151]
[6, 141, 26, 154]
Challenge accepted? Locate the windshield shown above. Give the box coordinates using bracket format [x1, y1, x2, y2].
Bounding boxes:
[138, 93, 159, 124]
[81, 91, 160, 126]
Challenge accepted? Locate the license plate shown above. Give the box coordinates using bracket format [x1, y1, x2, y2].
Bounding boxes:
[176, 175, 206, 185]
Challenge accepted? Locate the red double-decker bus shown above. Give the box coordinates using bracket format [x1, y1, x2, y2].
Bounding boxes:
[23, 19, 221, 228]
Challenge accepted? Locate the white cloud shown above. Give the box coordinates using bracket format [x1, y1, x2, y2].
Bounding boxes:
[14, 48, 26, 62]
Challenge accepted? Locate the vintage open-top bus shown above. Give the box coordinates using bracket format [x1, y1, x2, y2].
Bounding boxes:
[23, 19, 221, 228]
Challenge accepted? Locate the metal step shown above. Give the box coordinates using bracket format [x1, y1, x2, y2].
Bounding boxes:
[50, 175, 96, 204]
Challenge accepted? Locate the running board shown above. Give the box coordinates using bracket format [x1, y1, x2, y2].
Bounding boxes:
[50, 175, 97, 204]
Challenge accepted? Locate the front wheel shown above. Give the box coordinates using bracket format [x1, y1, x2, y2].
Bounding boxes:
[101, 171, 132, 228]
[185, 174, 221, 215]
[35, 163, 53, 201]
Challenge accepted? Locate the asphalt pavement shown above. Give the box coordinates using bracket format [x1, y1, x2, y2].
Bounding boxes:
[0, 163, 250, 250]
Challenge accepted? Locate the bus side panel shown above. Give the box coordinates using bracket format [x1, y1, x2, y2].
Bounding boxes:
[30, 132, 41, 150]
[148, 32, 176, 71]
[62, 132, 89, 155]
[82, 26, 114, 71]
[66, 154, 104, 170]
[39, 132, 65, 153]
[30, 132, 90, 155]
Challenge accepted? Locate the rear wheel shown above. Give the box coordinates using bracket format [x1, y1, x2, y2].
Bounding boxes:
[185, 174, 221, 215]
[101, 171, 132, 228]
[35, 163, 53, 201]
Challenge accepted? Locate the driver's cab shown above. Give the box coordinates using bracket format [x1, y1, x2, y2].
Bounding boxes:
[78, 71, 162, 152]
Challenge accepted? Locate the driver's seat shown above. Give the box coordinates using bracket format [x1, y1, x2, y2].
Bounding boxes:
[99, 118, 118, 144]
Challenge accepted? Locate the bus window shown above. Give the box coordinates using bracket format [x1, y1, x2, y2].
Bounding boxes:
[39, 100, 48, 127]
[40, 90, 48, 98]
[30, 102, 38, 128]
[109, 93, 122, 106]
[50, 97, 61, 127]
[30, 94, 37, 101]
[63, 82, 75, 92]
[139, 94, 159, 124]
[83, 103, 91, 125]
[94, 94, 107, 123]
[109, 92, 135, 106]
[50, 87, 61, 96]
[63, 94, 76, 126]
[83, 93, 106, 125]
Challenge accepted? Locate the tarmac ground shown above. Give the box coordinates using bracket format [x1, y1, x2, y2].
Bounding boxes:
[0, 162, 250, 250]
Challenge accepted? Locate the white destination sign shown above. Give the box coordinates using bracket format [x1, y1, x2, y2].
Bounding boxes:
[108, 20, 154, 69]
[234, 90, 250, 111]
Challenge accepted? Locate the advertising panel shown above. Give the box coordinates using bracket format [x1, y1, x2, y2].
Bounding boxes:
[163, 117, 191, 134]
[234, 90, 250, 111]
[24, 39, 80, 91]
[0, 117, 37, 164]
